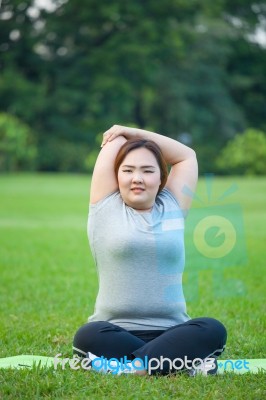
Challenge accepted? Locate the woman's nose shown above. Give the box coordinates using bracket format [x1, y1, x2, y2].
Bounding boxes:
[132, 173, 143, 183]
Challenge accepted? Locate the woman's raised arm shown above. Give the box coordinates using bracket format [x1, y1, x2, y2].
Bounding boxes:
[90, 135, 127, 204]
[102, 125, 198, 213]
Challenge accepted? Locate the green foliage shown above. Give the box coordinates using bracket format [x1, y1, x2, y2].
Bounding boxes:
[84, 149, 99, 173]
[38, 139, 90, 172]
[0, 113, 37, 171]
[0, 0, 265, 173]
[216, 129, 266, 175]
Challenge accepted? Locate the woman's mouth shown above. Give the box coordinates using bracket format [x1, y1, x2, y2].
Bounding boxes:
[131, 187, 145, 194]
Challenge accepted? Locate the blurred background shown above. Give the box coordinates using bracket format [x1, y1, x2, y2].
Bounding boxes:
[0, 0, 266, 175]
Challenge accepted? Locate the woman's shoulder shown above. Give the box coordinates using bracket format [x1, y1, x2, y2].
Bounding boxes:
[156, 187, 187, 218]
[89, 190, 121, 213]
[157, 187, 180, 207]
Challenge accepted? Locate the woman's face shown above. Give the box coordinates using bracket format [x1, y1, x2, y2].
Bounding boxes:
[117, 147, 161, 211]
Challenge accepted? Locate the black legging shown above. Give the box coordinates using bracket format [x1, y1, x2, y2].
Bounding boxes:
[73, 317, 227, 375]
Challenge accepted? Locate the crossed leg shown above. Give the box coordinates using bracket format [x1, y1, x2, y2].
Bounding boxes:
[73, 317, 227, 375]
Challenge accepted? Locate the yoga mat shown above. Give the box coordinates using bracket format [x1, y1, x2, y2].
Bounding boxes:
[217, 359, 265, 374]
[0, 355, 54, 369]
[0, 355, 265, 374]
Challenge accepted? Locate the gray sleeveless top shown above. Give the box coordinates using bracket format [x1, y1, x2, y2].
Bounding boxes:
[87, 188, 190, 330]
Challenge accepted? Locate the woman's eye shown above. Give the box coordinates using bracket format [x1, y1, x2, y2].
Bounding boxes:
[144, 170, 154, 173]
[123, 169, 132, 173]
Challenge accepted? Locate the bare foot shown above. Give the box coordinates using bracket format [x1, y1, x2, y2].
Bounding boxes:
[133, 360, 147, 376]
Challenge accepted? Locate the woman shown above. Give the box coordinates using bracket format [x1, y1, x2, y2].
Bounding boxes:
[73, 125, 227, 375]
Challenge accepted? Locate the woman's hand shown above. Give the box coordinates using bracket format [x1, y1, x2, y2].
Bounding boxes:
[101, 125, 139, 147]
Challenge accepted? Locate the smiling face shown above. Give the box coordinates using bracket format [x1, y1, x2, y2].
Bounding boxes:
[117, 147, 161, 211]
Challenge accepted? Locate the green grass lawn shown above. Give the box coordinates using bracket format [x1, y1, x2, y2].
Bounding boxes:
[0, 173, 265, 399]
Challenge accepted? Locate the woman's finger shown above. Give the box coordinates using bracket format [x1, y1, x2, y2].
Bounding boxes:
[101, 125, 124, 146]
[101, 129, 112, 146]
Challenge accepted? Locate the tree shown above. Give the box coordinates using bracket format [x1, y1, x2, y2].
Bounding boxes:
[0, 113, 37, 171]
[216, 128, 266, 175]
[0, 0, 265, 172]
